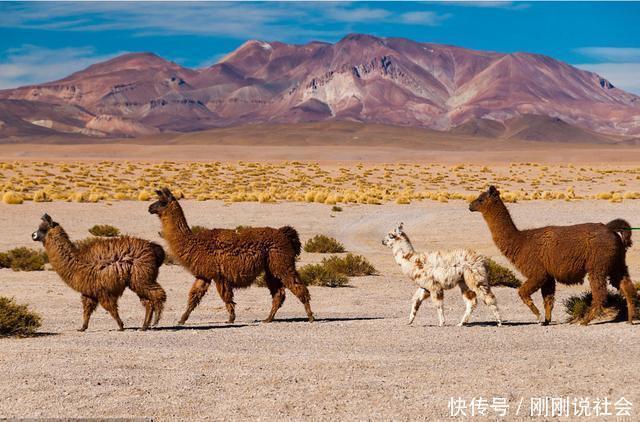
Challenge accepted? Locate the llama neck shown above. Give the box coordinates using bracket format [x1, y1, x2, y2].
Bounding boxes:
[391, 239, 416, 274]
[43, 227, 82, 291]
[160, 202, 194, 259]
[482, 199, 521, 261]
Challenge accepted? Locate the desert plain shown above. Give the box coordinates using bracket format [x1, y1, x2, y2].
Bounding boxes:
[1, 137, 640, 420]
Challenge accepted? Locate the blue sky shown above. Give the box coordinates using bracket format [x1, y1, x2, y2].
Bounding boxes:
[1, 1, 639, 93]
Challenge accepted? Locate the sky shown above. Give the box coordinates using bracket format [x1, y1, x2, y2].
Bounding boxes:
[1, 1, 639, 93]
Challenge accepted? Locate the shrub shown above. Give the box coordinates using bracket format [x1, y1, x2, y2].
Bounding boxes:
[0, 297, 42, 337]
[0, 247, 47, 271]
[321, 253, 378, 277]
[298, 263, 349, 287]
[303, 235, 345, 253]
[486, 259, 522, 288]
[33, 190, 52, 202]
[191, 225, 207, 234]
[137, 190, 152, 201]
[88, 224, 120, 237]
[73, 237, 102, 250]
[331, 205, 343, 212]
[0, 252, 10, 268]
[235, 225, 252, 231]
[2, 191, 24, 205]
[564, 290, 640, 323]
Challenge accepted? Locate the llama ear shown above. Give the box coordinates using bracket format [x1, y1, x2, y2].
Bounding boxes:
[162, 187, 175, 200]
[395, 222, 404, 234]
[488, 186, 499, 197]
[41, 213, 52, 224]
[155, 189, 164, 197]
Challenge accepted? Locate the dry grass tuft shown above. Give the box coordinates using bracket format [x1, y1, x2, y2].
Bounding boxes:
[321, 253, 378, 277]
[564, 289, 640, 323]
[88, 224, 120, 237]
[0, 297, 42, 337]
[0, 247, 47, 271]
[486, 259, 522, 288]
[303, 235, 345, 253]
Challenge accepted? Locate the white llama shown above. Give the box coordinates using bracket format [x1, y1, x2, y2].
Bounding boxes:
[382, 223, 502, 327]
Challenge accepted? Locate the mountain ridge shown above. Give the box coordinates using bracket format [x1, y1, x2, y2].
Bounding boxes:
[1, 33, 639, 142]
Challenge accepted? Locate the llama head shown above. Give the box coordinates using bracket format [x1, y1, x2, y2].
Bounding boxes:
[32, 213, 58, 242]
[469, 186, 501, 213]
[148, 188, 176, 216]
[381, 222, 408, 248]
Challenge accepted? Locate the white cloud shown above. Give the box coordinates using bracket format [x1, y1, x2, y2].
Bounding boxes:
[0, 45, 125, 89]
[575, 63, 640, 95]
[400, 11, 451, 25]
[575, 47, 640, 62]
[438, 1, 529, 9]
[0, 2, 448, 40]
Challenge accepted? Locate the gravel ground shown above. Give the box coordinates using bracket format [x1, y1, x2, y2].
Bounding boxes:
[1, 200, 638, 420]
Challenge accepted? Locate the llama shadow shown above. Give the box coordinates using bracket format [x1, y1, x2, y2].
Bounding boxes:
[30, 332, 58, 338]
[259, 316, 385, 324]
[128, 323, 252, 331]
[462, 320, 539, 327]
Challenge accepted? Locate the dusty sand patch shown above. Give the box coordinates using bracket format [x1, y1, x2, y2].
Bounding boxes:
[0, 200, 638, 419]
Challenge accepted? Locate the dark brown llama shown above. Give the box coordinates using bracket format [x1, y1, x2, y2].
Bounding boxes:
[32, 214, 167, 331]
[148, 188, 314, 324]
[469, 186, 635, 325]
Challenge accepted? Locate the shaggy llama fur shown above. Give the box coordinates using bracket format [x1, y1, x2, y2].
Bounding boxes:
[470, 186, 636, 325]
[382, 223, 502, 327]
[148, 188, 314, 324]
[32, 214, 166, 331]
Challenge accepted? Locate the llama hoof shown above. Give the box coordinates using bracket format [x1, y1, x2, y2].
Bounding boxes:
[262, 318, 273, 323]
[117, 327, 125, 331]
[140, 326, 148, 331]
[308, 315, 315, 323]
[497, 321, 503, 327]
[539, 320, 550, 326]
[77, 327, 87, 332]
[177, 320, 186, 326]
[456, 322, 464, 327]
[226, 318, 236, 324]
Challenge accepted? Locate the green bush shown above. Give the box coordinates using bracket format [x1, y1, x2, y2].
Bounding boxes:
[303, 235, 345, 253]
[0, 297, 42, 337]
[88, 224, 120, 237]
[0, 247, 47, 271]
[564, 290, 640, 323]
[298, 263, 349, 287]
[73, 237, 102, 250]
[331, 205, 343, 212]
[486, 259, 522, 288]
[321, 253, 378, 276]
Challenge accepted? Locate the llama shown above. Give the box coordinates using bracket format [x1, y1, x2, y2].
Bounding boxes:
[469, 186, 635, 325]
[32, 214, 166, 331]
[148, 188, 314, 324]
[382, 223, 502, 327]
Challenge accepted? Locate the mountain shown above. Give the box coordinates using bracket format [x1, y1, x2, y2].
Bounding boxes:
[1, 34, 639, 142]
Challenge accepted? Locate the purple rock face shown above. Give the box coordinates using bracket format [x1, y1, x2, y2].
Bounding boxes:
[1, 34, 639, 139]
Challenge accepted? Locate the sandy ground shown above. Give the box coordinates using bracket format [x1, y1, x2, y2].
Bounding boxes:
[3, 142, 640, 164]
[0, 200, 639, 420]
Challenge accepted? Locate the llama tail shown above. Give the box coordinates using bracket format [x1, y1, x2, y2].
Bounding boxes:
[279, 226, 302, 256]
[150, 242, 166, 267]
[607, 219, 633, 249]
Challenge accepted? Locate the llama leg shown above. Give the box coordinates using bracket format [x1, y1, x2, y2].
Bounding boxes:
[409, 288, 430, 325]
[581, 272, 607, 325]
[619, 276, 637, 324]
[476, 285, 502, 326]
[518, 279, 543, 322]
[214, 280, 236, 323]
[457, 284, 477, 327]
[79, 295, 98, 332]
[178, 278, 211, 325]
[263, 272, 286, 323]
[99, 296, 124, 331]
[540, 278, 556, 326]
[150, 285, 167, 326]
[431, 290, 445, 327]
[140, 299, 153, 331]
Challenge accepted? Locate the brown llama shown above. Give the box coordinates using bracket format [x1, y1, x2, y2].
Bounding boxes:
[32, 214, 167, 331]
[148, 188, 314, 324]
[469, 186, 635, 325]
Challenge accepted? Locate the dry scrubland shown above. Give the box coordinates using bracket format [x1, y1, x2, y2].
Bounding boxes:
[2, 160, 640, 205]
[1, 199, 639, 419]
